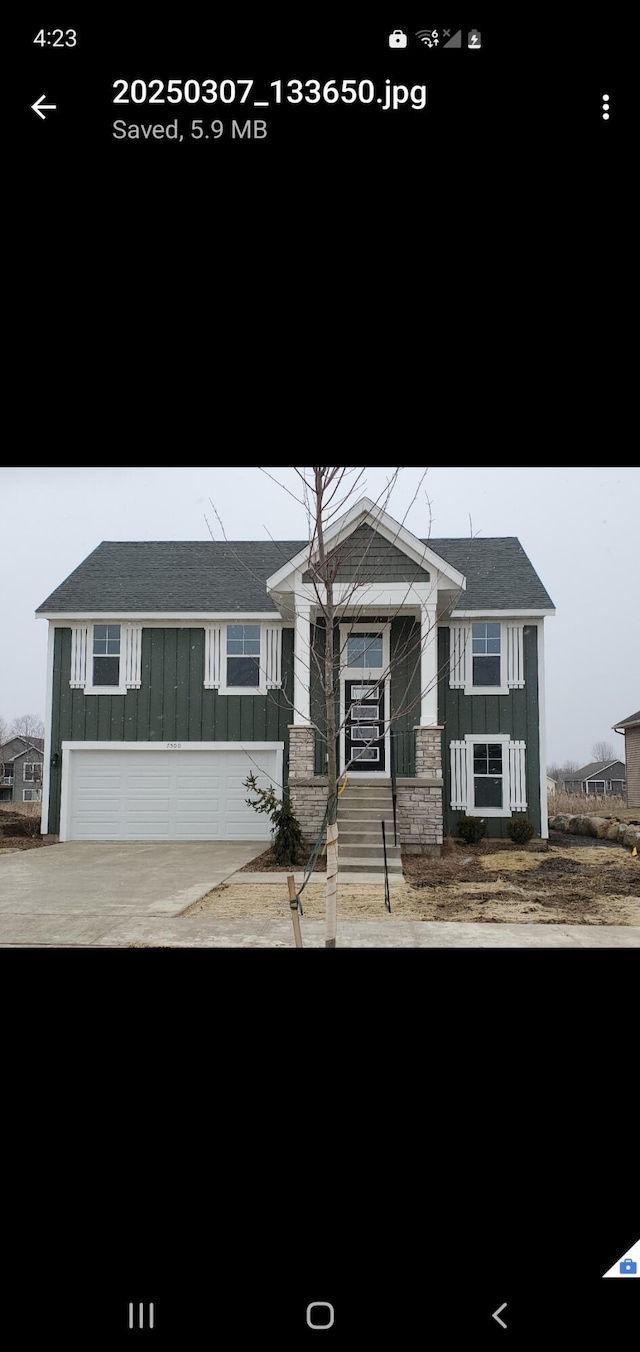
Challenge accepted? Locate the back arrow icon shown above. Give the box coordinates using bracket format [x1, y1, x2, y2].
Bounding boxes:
[492, 1302, 507, 1329]
[32, 95, 57, 120]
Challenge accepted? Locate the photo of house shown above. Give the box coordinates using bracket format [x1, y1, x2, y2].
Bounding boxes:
[35, 496, 555, 847]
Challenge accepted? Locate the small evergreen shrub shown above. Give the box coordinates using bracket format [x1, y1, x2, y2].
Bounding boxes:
[458, 816, 486, 844]
[243, 773, 305, 865]
[508, 816, 536, 844]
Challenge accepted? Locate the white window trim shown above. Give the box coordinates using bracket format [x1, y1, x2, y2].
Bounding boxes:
[85, 623, 127, 696]
[23, 788, 42, 802]
[215, 621, 278, 697]
[23, 763, 43, 781]
[465, 623, 509, 697]
[465, 733, 512, 817]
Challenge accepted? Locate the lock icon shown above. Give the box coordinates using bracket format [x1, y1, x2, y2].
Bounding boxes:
[389, 30, 407, 48]
[467, 29, 482, 49]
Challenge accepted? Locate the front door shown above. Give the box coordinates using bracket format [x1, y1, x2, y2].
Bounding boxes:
[344, 680, 386, 773]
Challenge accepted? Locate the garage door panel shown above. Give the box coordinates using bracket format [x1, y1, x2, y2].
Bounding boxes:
[66, 748, 278, 841]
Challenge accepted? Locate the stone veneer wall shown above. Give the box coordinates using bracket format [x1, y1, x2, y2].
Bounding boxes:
[396, 726, 444, 851]
[288, 723, 445, 851]
[288, 725, 328, 842]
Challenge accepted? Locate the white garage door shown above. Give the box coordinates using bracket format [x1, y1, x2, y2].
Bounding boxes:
[63, 745, 281, 841]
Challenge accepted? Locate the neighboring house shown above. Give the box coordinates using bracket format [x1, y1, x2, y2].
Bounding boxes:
[612, 710, 640, 806]
[0, 736, 45, 803]
[563, 760, 627, 796]
[547, 775, 557, 798]
[35, 497, 555, 845]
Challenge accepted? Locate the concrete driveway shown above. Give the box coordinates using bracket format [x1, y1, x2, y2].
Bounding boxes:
[0, 841, 264, 946]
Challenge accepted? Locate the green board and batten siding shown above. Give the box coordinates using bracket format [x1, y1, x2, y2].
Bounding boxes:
[48, 627, 294, 835]
[438, 625, 541, 838]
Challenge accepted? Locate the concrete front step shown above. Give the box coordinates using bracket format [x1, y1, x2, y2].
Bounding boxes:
[338, 843, 401, 859]
[338, 807, 394, 820]
[339, 830, 398, 846]
[340, 858, 404, 874]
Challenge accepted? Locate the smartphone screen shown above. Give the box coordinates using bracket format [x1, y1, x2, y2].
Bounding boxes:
[16, 14, 631, 1348]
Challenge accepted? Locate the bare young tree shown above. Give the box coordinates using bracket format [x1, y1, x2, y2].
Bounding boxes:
[591, 740, 616, 764]
[0, 714, 9, 748]
[10, 714, 45, 740]
[272, 468, 464, 947]
[207, 467, 467, 948]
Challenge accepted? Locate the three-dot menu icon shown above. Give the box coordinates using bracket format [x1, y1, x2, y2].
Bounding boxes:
[602, 94, 610, 120]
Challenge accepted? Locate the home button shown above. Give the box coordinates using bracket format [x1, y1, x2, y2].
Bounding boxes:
[306, 1302, 335, 1329]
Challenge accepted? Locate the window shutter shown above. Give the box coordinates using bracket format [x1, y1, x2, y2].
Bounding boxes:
[506, 624, 525, 688]
[450, 740, 468, 809]
[264, 625, 282, 688]
[70, 625, 89, 688]
[124, 624, 143, 688]
[508, 740, 527, 810]
[204, 624, 222, 689]
[449, 626, 468, 688]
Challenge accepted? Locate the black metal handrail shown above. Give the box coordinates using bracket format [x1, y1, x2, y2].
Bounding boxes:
[381, 819, 391, 912]
[390, 730, 398, 847]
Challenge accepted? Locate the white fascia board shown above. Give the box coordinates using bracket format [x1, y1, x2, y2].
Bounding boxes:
[299, 580, 440, 609]
[613, 720, 640, 730]
[37, 612, 284, 623]
[451, 608, 556, 618]
[61, 741, 284, 752]
[266, 495, 467, 593]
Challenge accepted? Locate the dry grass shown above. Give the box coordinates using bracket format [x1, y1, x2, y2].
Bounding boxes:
[550, 791, 634, 819]
[0, 802, 41, 818]
[185, 840, 640, 927]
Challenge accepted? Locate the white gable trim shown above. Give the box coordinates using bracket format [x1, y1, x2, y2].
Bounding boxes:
[451, 608, 555, 618]
[266, 496, 466, 593]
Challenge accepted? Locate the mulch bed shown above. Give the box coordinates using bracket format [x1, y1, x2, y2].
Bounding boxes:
[238, 845, 326, 872]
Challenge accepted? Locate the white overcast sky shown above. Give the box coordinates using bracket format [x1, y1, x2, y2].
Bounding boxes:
[1, 466, 637, 765]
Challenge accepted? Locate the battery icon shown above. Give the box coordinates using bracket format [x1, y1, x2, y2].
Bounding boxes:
[468, 30, 482, 49]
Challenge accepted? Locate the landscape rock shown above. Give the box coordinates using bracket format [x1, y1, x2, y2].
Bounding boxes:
[623, 826, 640, 849]
[605, 821, 622, 840]
[597, 818, 616, 838]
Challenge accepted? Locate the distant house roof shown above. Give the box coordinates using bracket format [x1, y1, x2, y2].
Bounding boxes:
[0, 736, 44, 761]
[565, 759, 626, 783]
[36, 536, 555, 614]
[613, 710, 640, 730]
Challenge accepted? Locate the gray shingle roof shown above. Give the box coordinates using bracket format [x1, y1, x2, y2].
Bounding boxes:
[613, 711, 640, 729]
[566, 760, 626, 782]
[36, 536, 555, 614]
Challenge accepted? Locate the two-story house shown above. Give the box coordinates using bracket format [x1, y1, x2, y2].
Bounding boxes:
[35, 497, 555, 847]
[0, 736, 45, 803]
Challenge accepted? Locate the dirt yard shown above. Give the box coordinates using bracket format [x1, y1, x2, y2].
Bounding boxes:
[185, 837, 640, 926]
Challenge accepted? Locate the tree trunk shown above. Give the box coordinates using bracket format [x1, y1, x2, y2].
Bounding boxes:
[324, 579, 338, 947]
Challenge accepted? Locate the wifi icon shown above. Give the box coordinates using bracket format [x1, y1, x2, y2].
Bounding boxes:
[416, 29, 439, 47]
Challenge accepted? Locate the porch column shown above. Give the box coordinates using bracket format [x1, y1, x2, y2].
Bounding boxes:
[420, 604, 438, 726]
[293, 604, 312, 724]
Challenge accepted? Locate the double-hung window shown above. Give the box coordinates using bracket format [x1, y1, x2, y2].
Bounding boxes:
[225, 625, 262, 691]
[472, 623, 502, 687]
[92, 625, 122, 688]
[23, 763, 42, 782]
[472, 742, 504, 809]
